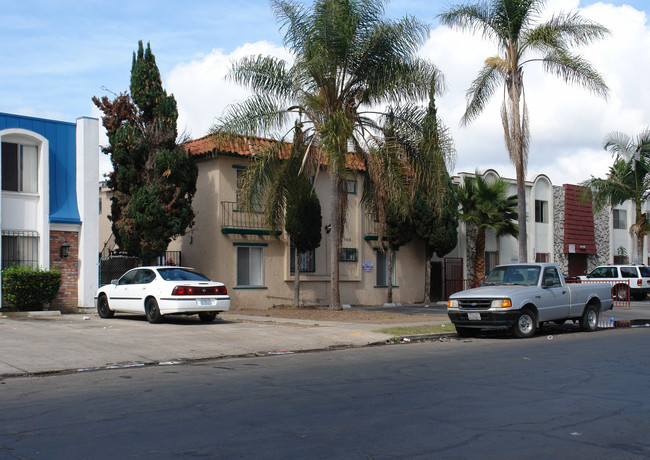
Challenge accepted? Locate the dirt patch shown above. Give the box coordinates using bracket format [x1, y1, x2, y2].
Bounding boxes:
[228, 305, 447, 324]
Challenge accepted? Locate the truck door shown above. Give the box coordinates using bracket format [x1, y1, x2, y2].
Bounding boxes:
[539, 267, 570, 321]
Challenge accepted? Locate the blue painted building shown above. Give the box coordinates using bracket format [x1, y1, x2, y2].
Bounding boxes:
[0, 112, 99, 310]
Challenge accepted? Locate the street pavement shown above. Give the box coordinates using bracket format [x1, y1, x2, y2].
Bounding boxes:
[0, 302, 648, 378]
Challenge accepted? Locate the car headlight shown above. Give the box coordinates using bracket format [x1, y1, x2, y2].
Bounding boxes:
[491, 299, 512, 308]
[447, 299, 459, 308]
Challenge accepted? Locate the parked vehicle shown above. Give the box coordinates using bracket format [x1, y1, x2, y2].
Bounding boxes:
[447, 263, 613, 338]
[578, 264, 650, 301]
[95, 266, 230, 323]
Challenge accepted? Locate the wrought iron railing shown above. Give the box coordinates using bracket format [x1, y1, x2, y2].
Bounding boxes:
[221, 201, 280, 235]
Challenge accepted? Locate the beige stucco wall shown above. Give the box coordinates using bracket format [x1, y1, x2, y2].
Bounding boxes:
[172, 154, 428, 309]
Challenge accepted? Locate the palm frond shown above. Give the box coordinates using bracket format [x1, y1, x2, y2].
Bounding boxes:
[541, 50, 609, 99]
[462, 60, 504, 126]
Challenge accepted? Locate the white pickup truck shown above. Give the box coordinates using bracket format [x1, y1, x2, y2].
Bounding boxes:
[447, 263, 613, 338]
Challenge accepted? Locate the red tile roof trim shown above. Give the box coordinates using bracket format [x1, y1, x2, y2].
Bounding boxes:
[184, 133, 366, 171]
[563, 184, 597, 254]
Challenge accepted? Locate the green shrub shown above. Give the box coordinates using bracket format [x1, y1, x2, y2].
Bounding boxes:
[2, 266, 62, 311]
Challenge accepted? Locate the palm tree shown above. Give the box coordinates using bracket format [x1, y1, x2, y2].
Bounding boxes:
[457, 173, 518, 280]
[215, 0, 440, 309]
[439, 0, 609, 262]
[582, 129, 650, 264]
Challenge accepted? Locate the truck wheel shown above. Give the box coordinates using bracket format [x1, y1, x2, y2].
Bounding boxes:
[456, 327, 479, 338]
[580, 304, 599, 332]
[512, 309, 537, 338]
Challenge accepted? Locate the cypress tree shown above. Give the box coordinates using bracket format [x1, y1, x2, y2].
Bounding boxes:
[94, 41, 198, 259]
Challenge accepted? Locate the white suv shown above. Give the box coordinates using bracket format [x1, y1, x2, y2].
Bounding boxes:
[579, 265, 650, 301]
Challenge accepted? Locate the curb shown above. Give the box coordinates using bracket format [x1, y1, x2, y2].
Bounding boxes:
[0, 311, 62, 318]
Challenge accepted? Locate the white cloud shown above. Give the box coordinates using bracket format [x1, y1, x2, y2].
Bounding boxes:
[165, 41, 293, 140]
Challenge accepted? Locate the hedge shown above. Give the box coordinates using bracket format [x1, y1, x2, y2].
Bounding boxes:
[2, 265, 62, 311]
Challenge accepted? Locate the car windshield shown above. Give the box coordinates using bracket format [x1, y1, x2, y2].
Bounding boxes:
[157, 268, 210, 282]
[484, 266, 540, 286]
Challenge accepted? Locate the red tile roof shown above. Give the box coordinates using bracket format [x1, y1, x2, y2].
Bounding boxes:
[184, 133, 366, 171]
[563, 184, 597, 254]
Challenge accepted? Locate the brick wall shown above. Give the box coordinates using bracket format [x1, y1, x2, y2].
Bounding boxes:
[49, 230, 79, 312]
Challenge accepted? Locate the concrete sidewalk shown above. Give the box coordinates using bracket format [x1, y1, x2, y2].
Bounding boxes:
[1, 302, 648, 378]
[0, 311, 448, 378]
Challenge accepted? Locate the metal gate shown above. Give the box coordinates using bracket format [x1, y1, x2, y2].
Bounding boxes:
[444, 257, 464, 299]
[98, 254, 141, 286]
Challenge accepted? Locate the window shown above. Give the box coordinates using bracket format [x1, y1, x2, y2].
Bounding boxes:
[485, 251, 499, 276]
[1, 231, 38, 269]
[346, 179, 357, 194]
[235, 168, 261, 212]
[339, 248, 358, 262]
[588, 267, 616, 278]
[376, 250, 396, 286]
[542, 267, 562, 287]
[535, 200, 548, 223]
[237, 246, 264, 287]
[613, 209, 627, 230]
[2, 142, 38, 193]
[290, 247, 315, 273]
[535, 253, 550, 263]
[619, 267, 639, 278]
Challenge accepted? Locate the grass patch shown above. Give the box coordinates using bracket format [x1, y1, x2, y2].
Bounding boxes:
[373, 323, 454, 336]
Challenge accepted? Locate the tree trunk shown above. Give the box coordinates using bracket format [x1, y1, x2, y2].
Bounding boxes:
[329, 176, 342, 310]
[517, 171, 527, 263]
[475, 229, 486, 281]
[386, 245, 393, 304]
[294, 249, 300, 307]
[634, 200, 646, 265]
[424, 247, 433, 302]
[507, 68, 528, 263]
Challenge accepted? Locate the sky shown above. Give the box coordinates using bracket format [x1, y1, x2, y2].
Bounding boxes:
[1, 0, 649, 186]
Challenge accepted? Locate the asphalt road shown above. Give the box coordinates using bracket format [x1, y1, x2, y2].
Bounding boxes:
[1, 328, 649, 459]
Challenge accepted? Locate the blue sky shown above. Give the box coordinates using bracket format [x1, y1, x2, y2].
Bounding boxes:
[1, 1, 649, 184]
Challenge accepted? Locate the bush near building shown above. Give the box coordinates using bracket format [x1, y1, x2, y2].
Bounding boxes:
[2, 266, 61, 311]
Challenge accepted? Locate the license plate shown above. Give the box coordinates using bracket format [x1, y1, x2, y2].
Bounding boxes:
[197, 299, 214, 306]
[468, 312, 481, 320]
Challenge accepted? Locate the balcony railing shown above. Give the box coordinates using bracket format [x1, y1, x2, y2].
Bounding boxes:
[221, 201, 281, 236]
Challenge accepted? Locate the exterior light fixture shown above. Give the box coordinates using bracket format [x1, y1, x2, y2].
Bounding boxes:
[60, 242, 71, 259]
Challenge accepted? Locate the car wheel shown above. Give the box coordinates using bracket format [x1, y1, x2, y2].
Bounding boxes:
[97, 294, 114, 319]
[455, 326, 479, 338]
[613, 285, 628, 302]
[198, 312, 218, 323]
[145, 298, 163, 324]
[580, 304, 599, 332]
[512, 308, 537, 338]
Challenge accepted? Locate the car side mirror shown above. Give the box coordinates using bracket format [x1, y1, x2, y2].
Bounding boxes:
[111, 279, 118, 285]
[543, 278, 554, 287]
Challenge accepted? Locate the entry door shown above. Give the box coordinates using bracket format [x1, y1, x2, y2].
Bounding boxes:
[568, 254, 588, 277]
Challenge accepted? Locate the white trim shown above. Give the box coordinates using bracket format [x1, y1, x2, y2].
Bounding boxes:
[76, 117, 100, 307]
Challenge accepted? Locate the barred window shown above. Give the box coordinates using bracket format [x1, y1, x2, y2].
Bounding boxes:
[2, 231, 39, 269]
[339, 247, 358, 262]
[290, 247, 315, 273]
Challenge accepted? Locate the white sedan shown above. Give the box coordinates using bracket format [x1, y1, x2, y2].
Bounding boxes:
[95, 266, 230, 323]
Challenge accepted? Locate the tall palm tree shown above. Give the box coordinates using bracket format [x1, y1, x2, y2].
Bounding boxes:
[582, 129, 650, 264]
[457, 173, 518, 280]
[439, 0, 609, 262]
[214, 0, 441, 309]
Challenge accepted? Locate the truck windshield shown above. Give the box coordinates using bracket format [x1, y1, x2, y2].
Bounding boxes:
[484, 266, 540, 286]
